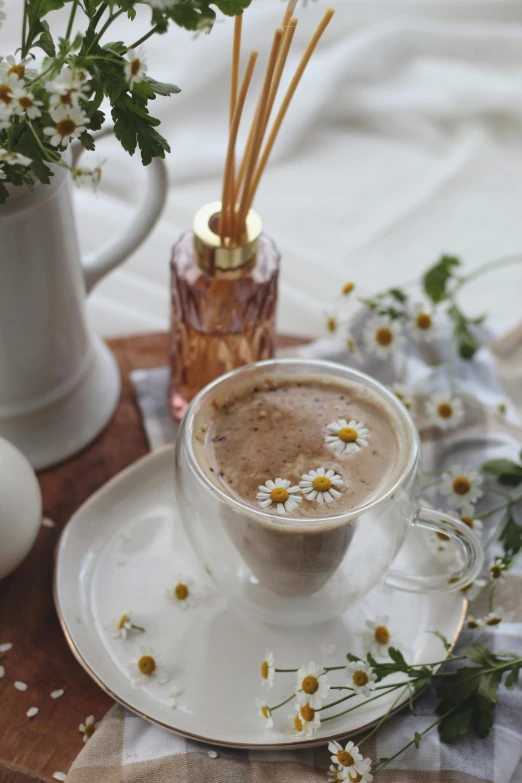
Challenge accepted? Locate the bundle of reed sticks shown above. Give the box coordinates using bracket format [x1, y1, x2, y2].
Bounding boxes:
[218, 0, 335, 245]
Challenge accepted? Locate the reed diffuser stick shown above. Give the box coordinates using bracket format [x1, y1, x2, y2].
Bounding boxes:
[260, 17, 297, 146]
[281, 0, 298, 28]
[246, 8, 335, 211]
[219, 51, 258, 241]
[230, 14, 243, 127]
[236, 27, 284, 236]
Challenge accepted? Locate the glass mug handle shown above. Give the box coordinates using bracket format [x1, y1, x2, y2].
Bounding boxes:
[384, 507, 484, 593]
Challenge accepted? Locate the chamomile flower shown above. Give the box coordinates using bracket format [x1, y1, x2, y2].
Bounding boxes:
[112, 611, 145, 640]
[362, 315, 404, 359]
[256, 699, 274, 729]
[166, 575, 194, 609]
[345, 332, 361, 360]
[129, 646, 168, 688]
[425, 393, 464, 431]
[43, 105, 89, 148]
[483, 607, 514, 627]
[391, 383, 416, 415]
[72, 164, 103, 192]
[359, 616, 393, 657]
[0, 148, 31, 166]
[466, 615, 484, 631]
[489, 559, 507, 585]
[345, 661, 377, 697]
[409, 303, 436, 343]
[328, 741, 365, 779]
[300, 468, 344, 503]
[125, 47, 147, 89]
[295, 662, 330, 708]
[260, 649, 275, 689]
[328, 765, 345, 783]
[325, 419, 369, 456]
[0, 71, 21, 108]
[0, 103, 11, 129]
[343, 757, 374, 783]
[460, 514, 483, 538]
[11, 84, 42, 119]
[0, 55, 37, 81]
[439, 465, 483, 510]
[294, 701, 321, 735]
[46, 66, 90, 111]
[78, 715, 97, 742]
[257, 477, 302, 513]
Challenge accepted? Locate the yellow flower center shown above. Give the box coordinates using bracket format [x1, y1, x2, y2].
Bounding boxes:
[327, 317, 337, 333]
[490, 564, 503, 580]
[312, 475, 332, 492]
[118, 614, 129, 629]
[347, 338, 356, 354]
[452, 476, 471, 495]
[130, 58, 141, 77]
[60, 91, 74, 106]
[175, 583, 189, 600]
[467, 618, 480, 629]
[261, 660, 269, 679]
[342, 281, 355, 295]
[56, 118, 77, 137]
[352, 670, 369, 687]
[294, 714, 303, 731]
[461, 516, 474, 528]
[337, 750, 355, 767]
[375, 327, 392, 346]
[437, 402, 453, 419]
[270, 487, 289, 503]
[138, 655, 156, 675]
[416, 312, 432, 330]
[374, 625, 390, 645]
[0, 86, 12, 104]
[436, 532, 450, 541]
[300, 703, 315, 722]
[18, 96, 34, 109]
[338, 427, 357, 443]
[302, 675, 319, 695]
[8, 64, 25, 79]
[261, 705, 270, 719]
[83, 723, 95, 738]
[485, 616, 501, 626]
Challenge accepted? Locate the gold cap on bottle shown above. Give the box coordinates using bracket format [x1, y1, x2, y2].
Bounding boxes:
[193, 201, 262, 278]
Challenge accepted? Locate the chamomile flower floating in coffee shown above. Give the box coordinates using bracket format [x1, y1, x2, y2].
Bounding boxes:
[409, 302, 436, 342]
[300, 468, 344, 503]
[129, 646, 168, 688]
[112, 611, 145, 640]
[362, 314, 404, 359]
[425, 392, 464, 431]
[439, 465, 483, 510]
[359, 615, 394, 657]
[256, 699, 274, 729]
[293, 701, 321, 736]
[328, 740, 366, 780]
[257, 478, 302, 514]
[345, 661, 377, 697]
[260, 649, 275, 690]
[166, 575, 194, 610]
[295, 662, 330, 708]
[325, 419, 369, 456]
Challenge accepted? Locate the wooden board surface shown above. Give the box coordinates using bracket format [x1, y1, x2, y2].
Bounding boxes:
[0, 332, 305, 783]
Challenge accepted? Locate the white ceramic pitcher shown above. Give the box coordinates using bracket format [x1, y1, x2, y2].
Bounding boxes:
[0, 131, 167, 470]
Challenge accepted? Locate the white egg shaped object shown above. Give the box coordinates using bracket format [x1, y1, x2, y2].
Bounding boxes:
[0, 437, 42, 580]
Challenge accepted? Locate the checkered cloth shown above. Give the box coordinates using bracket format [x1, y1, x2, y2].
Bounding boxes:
[67, 325, 522, 783]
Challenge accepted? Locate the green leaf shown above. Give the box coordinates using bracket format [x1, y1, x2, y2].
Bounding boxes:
[505, 664, 520, 690]
[423, 255, 461, 303]
[500, 511, 522, 558]
[34, 21, 55, 57]
[472, 699, 495, 738]
[482, 459, 522, 487]
[447, 303, 481, 360]
[477, 670, 503, 705]
[388, 647, 407, 666]
[167, 4, 217, 31]
[438, 700, 474, 743]
[376, 306, 408, 320]
[87, 109, 105, 133]
[143, 76, 181, 97]
[346, 653, 363, 663]
[14, 126, 53, 185]
[413, 731, 422, 749]
[79, 131, 96, 151]
[111, 94, 170, 165]
[437, 667, 481, 704]
[430, 630, 451, 651]
[28, 0, 66, 20]
[461, 644, 499, 667]
[388, 287, 408, 303]
[214, 0, 252, 14]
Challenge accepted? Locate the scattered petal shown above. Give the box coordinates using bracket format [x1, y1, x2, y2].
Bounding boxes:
[51, 689, 65, 699]
[26, 706, 39, 719]
[0, 643, 12, 653]
[14, 681, 28, 691]
[42, 517, 55, 528]
[52, 773, 67, 782]
[208, 750, 218, 759]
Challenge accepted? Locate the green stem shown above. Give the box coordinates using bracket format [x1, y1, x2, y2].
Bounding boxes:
[65, 0, 80, 43]
[470, 579, 493, 615]
[322, 684, 404, 722]
[488, 583, 497, 614]
[476, 493, 522, 520]
[27, 121, 61, 163]
[484, 486, 513, 501]
[22, 0, 29, 58]
[268, 693, 295, 712]
[126, 24, 161, 52]
[131, 624, 145, 633]
[87, 9, 125, 52]
[318, 693, 357, 712]
[324, 666, 346, 672]
[274, 668, 297, 673]
[453, 253, 522, 294]
[359, 688, 405, 748]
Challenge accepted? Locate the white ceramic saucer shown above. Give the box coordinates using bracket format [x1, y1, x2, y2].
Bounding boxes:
[54, 446, 466, 749]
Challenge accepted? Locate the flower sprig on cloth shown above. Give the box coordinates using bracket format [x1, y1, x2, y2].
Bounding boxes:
[0, 0, 250, 201]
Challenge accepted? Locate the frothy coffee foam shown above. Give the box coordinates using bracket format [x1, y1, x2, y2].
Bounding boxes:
[193, 375, 403, 518]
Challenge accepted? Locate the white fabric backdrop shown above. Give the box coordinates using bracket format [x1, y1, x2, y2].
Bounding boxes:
[3, 0, 522, 338]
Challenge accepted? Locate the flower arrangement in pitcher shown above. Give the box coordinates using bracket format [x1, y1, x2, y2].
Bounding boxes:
[0, 0, 249, 202]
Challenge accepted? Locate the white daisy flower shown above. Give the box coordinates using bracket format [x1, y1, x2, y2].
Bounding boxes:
[341, 757, 374, 783]
[0, 55, 38, 81]
[46, 66, 90, 111]
[466, 615, 484, 631]
[124, 47, 147, 89]
[129, 646, 169, 688]
[11, 84, 43, 119]
[294, 701, 321, 736]
[325, 419, 369, 456]
[359, 616, 393, 656]
[462, 577, 487, 600]
[257, 477, 302, 514]
[459, 514, 483, 538]
[489, 559, 507, 585]
[300, 467, 344, 503]
[328, 741, 365, 778]
[0, 148, 32, 167]
[43, 105, 89, 148]
[112, 611, 144, 639]
[72, 164, 103, 192]
[0, 1, 6, 28]
[483, 607, 514, 627]
[78, 715, 97, 742]
[425, 393, 464, 431]
[345, 661, 377, 697]
[362, 314, 404, 359]
[0, 71, 21, 109]
[409, 302, 436, 343]
[166, 575, 194, 610]
[328, 764, 345, 783]
[261, 649, 275, 689]
[439, 465, 483, 510]
[256, 699, 274, 729]
[391, 382, 416, 415]
[295, 661, 330, 709]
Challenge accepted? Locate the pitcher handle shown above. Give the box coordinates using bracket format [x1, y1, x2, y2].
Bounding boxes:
[71, 126, 168, 293]
[384, 507, 484, 593]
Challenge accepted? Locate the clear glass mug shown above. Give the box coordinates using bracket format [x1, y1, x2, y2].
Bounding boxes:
[174, 359, 484, 627]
